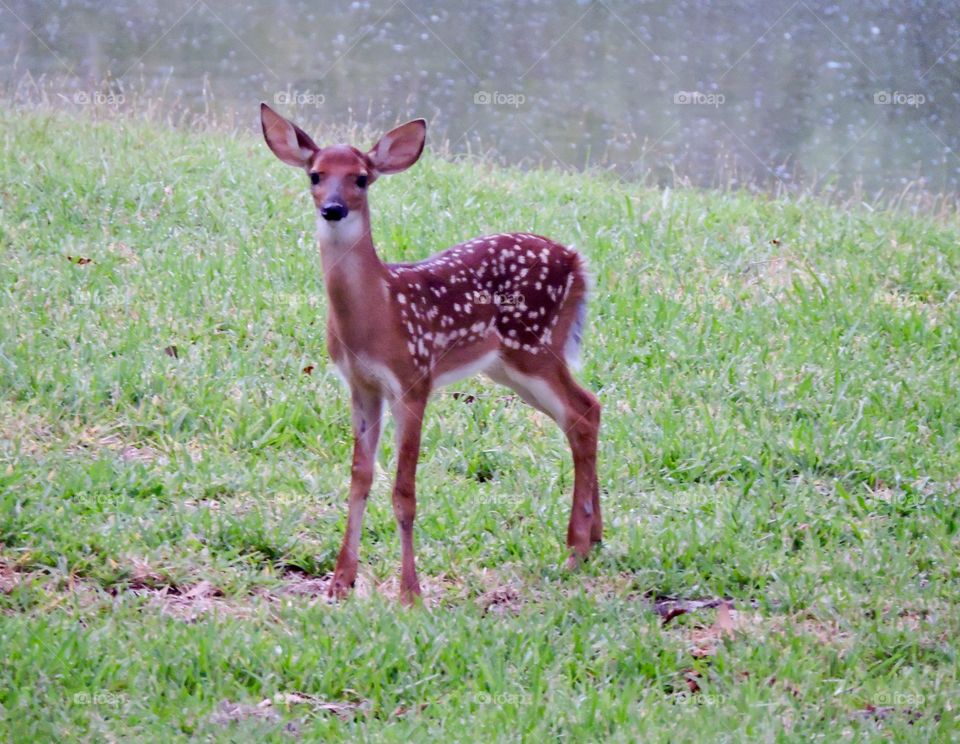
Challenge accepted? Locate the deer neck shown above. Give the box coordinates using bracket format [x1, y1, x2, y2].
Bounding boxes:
[316, 207, 388, 342]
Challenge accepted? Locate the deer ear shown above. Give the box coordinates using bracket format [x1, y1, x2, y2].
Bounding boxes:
[368, 119, 426, 175]
[260, 102, 319, 168]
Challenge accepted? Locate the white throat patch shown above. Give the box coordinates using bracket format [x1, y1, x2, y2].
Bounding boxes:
[315, 209, 365, 248]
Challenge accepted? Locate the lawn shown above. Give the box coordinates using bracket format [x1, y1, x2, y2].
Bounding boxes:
[0, 108, 958, 741]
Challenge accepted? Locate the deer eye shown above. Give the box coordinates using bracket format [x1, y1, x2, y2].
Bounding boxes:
[356, 174, 368, 189]
[309, 172, 321, 185]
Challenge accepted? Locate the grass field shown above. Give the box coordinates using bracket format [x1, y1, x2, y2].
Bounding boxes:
[1, 108, 958, 742]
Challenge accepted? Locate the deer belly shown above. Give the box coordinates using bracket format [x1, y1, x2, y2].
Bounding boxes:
[431, 347, 500, 388]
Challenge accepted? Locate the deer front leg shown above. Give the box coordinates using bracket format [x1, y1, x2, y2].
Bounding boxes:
[391, 393, 428, 605]
[557, 373, 602, 568]
[329, 386, 384, 599]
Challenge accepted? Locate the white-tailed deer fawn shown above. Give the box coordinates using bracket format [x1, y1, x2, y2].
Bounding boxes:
[261, 103, 601, 603]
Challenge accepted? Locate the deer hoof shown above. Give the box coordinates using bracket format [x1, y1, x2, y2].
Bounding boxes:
[399, 582, 422, 607]
[327, 574, 355, 600]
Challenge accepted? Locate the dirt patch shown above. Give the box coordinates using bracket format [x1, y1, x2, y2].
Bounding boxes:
[655, 597, 856, 657]
[0, 559, 22, 594]
[281, 567, 640, 612]
[278, 569, 455, 608]
[97, 557, 259, 620]
[657, 599, 763, 659]
[131, 581, 257, 622]
[656, 598, 763, 657]
[2, 410, 202, 465]
[0, 557, 111, 615]
[67, 428, 167, 464]
[356, 573, 454, 606]
[180, 498, 223, 512]
[478, 585, 524, 616]
[738, 253, 805, 297]
[278, 571, 332, 598]
[875, 285, 948, 324]
[469, 566, 542, 615]
[124, 556, 169, 588]
[685, 603, 746, 658]
[209, 692, 369, 732]
[793, 616, 853, 649]
[573, 572, 638, 599]
[107, 240, 139, 264]
[209, 699, 281, 726]
[654, 596, 733, 624]
[854, 704, 925, 725]
[6, 559, 462, 620]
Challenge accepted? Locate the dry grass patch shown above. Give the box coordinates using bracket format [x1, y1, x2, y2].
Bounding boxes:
[0, 404, 53, 458]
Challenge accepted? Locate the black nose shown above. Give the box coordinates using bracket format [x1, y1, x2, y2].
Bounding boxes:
[320, 203, 348, 221]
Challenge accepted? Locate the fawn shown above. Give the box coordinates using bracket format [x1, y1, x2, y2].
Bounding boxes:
[260, 103, 601, 603]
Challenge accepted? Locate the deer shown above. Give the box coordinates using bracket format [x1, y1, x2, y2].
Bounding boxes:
[260, 103, 602, 604]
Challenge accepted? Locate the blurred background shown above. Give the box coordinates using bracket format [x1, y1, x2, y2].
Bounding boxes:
[2, 0, 958, 197]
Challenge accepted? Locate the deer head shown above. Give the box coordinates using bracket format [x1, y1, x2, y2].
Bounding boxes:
[260, 103, 425, 243]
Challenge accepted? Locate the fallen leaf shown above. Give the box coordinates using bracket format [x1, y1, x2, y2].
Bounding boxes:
[182, 581, 219, 600]
[715, 600, 736, 636]
[163, 345, 179, 359]
[392, 702, 428, 717]
[666, 599, 750, 657]
[655, 596, 728, 625]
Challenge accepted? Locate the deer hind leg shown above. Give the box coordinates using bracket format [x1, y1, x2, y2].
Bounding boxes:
[488, 358, 601, 565]
[329, 386, 384, 599]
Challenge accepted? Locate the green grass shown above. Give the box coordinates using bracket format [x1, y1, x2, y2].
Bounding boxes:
[1, 107, 959, 742]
